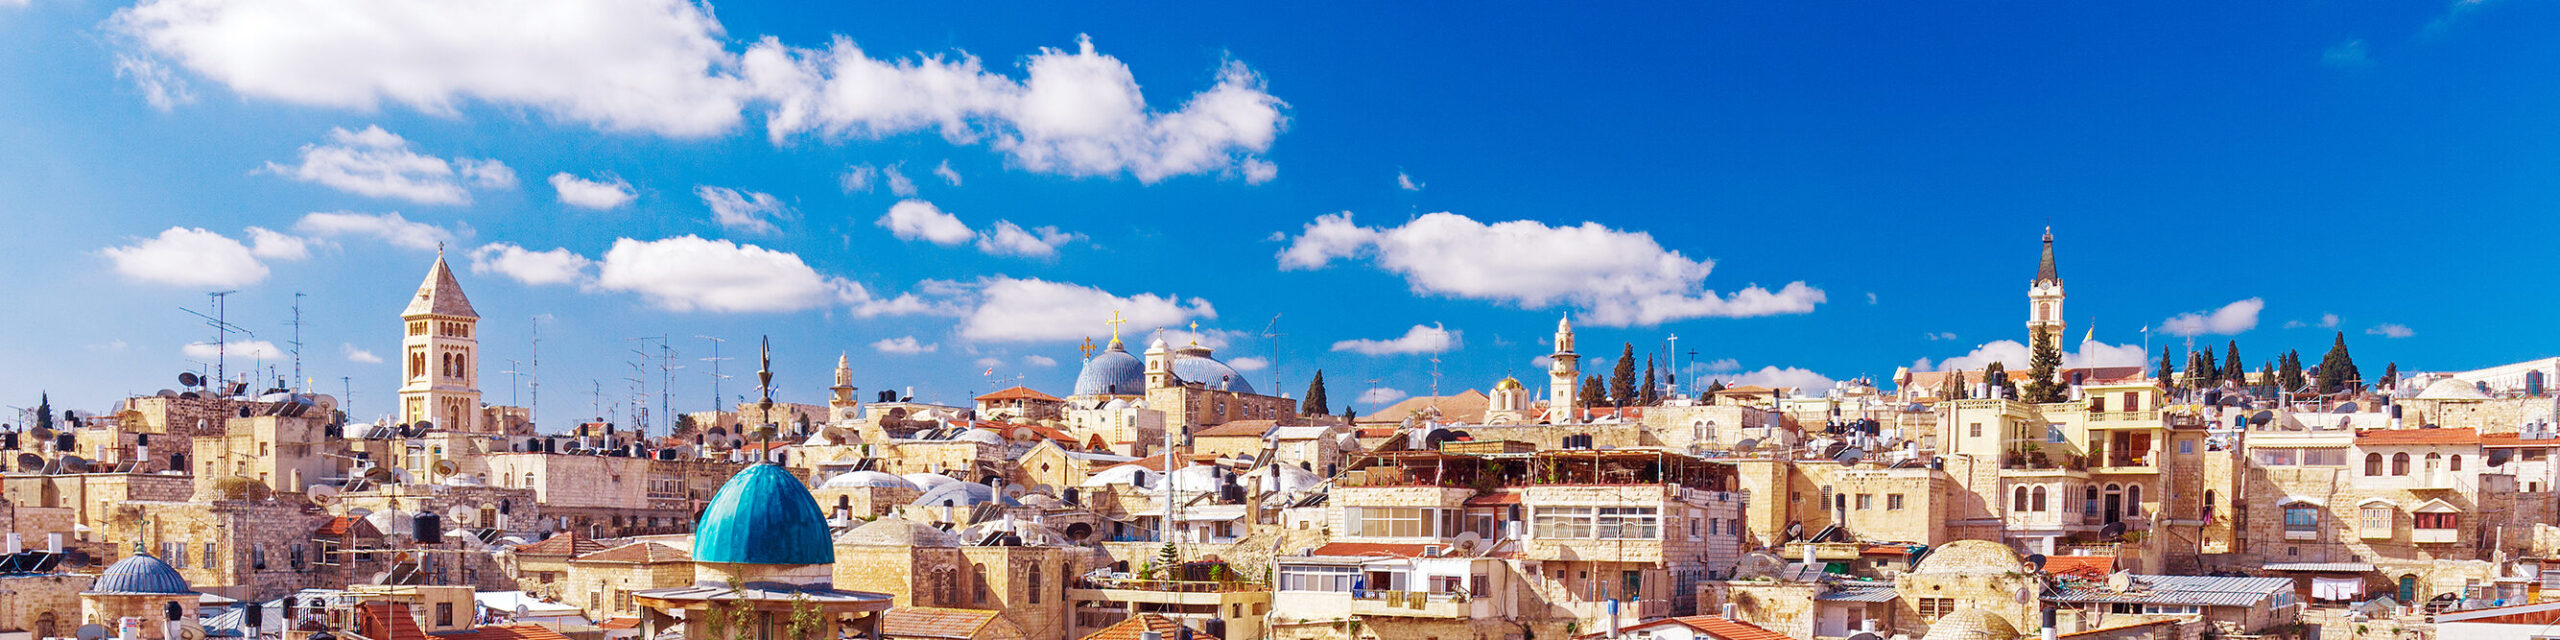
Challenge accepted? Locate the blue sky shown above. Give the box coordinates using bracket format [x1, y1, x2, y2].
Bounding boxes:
[3, 0, 2558, 432]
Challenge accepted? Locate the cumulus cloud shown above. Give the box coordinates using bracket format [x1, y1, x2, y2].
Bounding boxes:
[261, 126, 513, 204]
[1331, 323, 1457, 356]
[2367, 323, 2415, 338]
[1925, 332, 1959, 341]
[243, 227, 311, 260]
[468, 242, 594, 286]
[551, 173, 636, 210]
[342, 343, 382, 363]
[1023, 354, 1058, 367]
[595, 236, 911, 313]
[1726, 366, 1834, 391]
[1699, 358, 1741, 372]
[933, 160, 963, 186]
[945, 277, 1215, 342]
[1396, 171, 1423, 191]
[976, 221, 1080, 258]
[115, 54, 194, 110]
[184, 339, 283, 361]
[885, 164, 918, 196]
[1278, 212, 1824, 326]
[294, 211, 458, 251]
[2287, 313, 2343, 330]
[745, 35, 1284, 182]
[1227, 356, 1267, 372]
[100, 227, 269, 287]
[2158, 298, 2263, 337]
[878, 199, 974, 246]
[871, 336, 936, 354]
[696, 186, 787, 235]
[839, 164, 878, 193]
[1917, 338, 2151, 373]
[1357, 387, 1408, 406]
[111, 0, 746, 136]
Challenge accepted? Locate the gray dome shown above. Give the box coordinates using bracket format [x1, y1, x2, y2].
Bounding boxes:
[1074, 339, 1147, 397]
[825, 471, 919, 491]
[836, 515, 960, 547]
[912, 481, 998, 507]
[91, 554, 193, 595]
[1171, 347, 1256, 395]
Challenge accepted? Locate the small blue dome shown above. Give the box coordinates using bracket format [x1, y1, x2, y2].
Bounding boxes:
[91, 553, 192, 595]
[1074, 339, 1147, 397]
[1171, 348, 1256, 395]
[693, 464, 834, 565]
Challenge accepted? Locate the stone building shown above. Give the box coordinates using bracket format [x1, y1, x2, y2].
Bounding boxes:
[113, 477, 332, 601]
[633, 463, 893, 639]
[562, 542, 692, 620]
[979, 387, 1068, 423]
[79, 553, 201, 640]
[398, 250, 486, 433]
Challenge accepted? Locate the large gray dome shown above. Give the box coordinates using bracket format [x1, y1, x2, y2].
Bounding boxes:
[1074, 339, 1147, 397]
[91, 554, 192, 595]
[1172, 347, 1256, 395]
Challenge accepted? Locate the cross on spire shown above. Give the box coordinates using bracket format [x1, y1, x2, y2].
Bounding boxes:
[1106, 311, 1127, 342]
[1188, 321, 1200, 346]
[1080, 337, 1096, 360]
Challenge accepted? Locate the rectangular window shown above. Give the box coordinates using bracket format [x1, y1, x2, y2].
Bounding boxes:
[435, 602, 453, 627]
[2180, 440, 2197, 455]
[1277, 565, 1359, 592]
[1917, 597, 1957, 620]
[1855, 494, 1873, 510]
[1888, 494, 1906, 510]
[1353, 507, 1431, 538]
[1969, 423, 1982, 437]
[2302, 448, 2346, 466]
[2284, 507, 2319, 533]
[1534, 507, 1594, 539]
[1596, 507, 1657, 539]
[2416, 513, 2458, 530]
[2360, 507, 2393, 539]
[2048, 425, 2067, 443]
[2256, 449, 2298, 466]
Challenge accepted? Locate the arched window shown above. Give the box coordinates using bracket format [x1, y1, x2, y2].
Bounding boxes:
[971, 563, 989, 604]
[2203, 490, 2217, 521]
[2393, 453, 2411, 476]
[2013, 487, 2030, 512]
[2039, 303, 2051, 321]
[2451, 455, 2463, 471]
[1028, 565, 1043, 605]
[2425, 452, 2442, 475]
[2366, 453, 2385, 476]
[2031, 486, 2049, 512]
[2126, 484, 2143, 517]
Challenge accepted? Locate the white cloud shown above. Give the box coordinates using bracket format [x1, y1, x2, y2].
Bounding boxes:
[184, 339, 283, 361]
[878, 199, 974, 246]
[696, 186, 787, 235]
[1727, 366, 1834, 391]
[1023, 354, 1058, 367]
[885, 164, 918, 196]
[2367, 323, 2415, 338]
[871, 336, 937, 354]
[342, 343, 382, 363]
[1918, 338, 2150, 373]
[839, 164, 878, 193]
[2323, 40, 2373, 68]
[976, 221, 1080, 258]
[294, 211, 457, 251]
[260, 126, 513, 205]
[1357, 387, 1408, 406]
[595, 236, 902, 313]
[468, 242, 594, 286]
[550, 173, 636, 210]
[1396, 171, 1423, 191]
[1331, 323, 1457, 356]
[111, 0, 745, 136]
[115, 54, 194, 110]
[1700, 358, 1741, 372]
[1278, 212, 1824, 326]
[745, 34, 1285, 182]
[1866, 292, 1879, 305]
[2158, 298, 2263, 337]
[100, 227, 269, 287]
[1241, 158, 1276, 184]
[243, 227, 310, 260]
[934, 160, 963, 186]
[1925, 332, 1959, 341]
[2322, 313, 2341, 328]
[949, 277, 1215, 342]
[1227, 356, 1267, 372]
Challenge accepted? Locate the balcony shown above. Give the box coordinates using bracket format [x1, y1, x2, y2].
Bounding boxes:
[2094, 452, 2157, 472]
[2087, 410, 2162, 424]
[2285, 527, 2319, 541]
[2408, 474, 2458, 491]
[1349, 591, 1478, 618]
[2414, 528, 2457, 544]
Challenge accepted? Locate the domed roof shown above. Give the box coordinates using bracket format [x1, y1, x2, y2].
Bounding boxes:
[2417, 378, 2491, 400]
[1074, 339, 1147, 397]
[955, 429, 1006, 446]
[90, 553, 192, 595]
[1103, 398, 1133, 411]
[1083, 465, 1157, 488]
[1170, 348, 1256, 395]
[693, 464, 834, 566]
[1495, 377, 1524, 392]
[1166, 463, 1231, 494]
[1920, 608, 2020, 640]
[836, 514, 959, 547]
[824, 471, 919, 491]
[1913, 540, 2026, 575]
[363, 509, 414, 537]
[911, 481, 998, 507]
[901, 473, 961, 491]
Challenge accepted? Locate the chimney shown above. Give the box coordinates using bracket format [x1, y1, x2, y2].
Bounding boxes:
[2041, 606, 2058, 640]
[46, 533, 62, 554]
[5, 533, 18, 554]
[1801, 544, 1816, 566]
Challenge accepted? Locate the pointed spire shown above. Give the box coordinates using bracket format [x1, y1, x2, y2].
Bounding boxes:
[404, 252, 479, 319]
[2034, 227, 2060, 286]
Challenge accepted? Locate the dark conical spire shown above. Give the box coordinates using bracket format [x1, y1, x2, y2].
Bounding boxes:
[2034, 227, 2060, 285]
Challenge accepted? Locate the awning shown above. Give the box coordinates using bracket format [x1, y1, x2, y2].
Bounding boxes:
[2263, 562, 2375, 572]
[2313, 577, 2363, 601]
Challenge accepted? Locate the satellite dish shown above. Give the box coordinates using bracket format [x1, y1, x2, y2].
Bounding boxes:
[515, 604, 532, 618]
[2252, 410, 2276, 425]
[362, 467, 395, 484]
[447, 505, 475, 526]
[391, 469, 414, 485]
[1450, 531, 1484, 553]
[431, 460, 460, 479]
[14, 453, 40, 472]
[2336, 402, 2359, 414]
[1734, 438, 1761, 452]
[178, 372, 201, 388]
[1833, 448, 1866, 465]
[76, 624, 107, 640]
[307, 486, 339, 506]
[2024, 554, 2047, 571]
[2100, 521, 2128, 541]
[179, 625, 205, 640]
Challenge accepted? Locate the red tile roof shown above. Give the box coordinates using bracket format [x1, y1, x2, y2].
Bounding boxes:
[595, 618, 640, 631]
[514, 531, 607, 557]
[434, 623, 573, 640]
[1100, 454, 1182, 473]
[1193, 420, 1276, 438]
[2042, 555, 2115, 580]
[1859, 544, 1913, 556]
[1464, 492, 1522, 506]
[2480, 433, 2560, 448]
[1306, 542, 1436, 558]
[975, 386, 1064, 403]
[572, 542, 690, 565]
[2356, 428, 2480, 446]
[356, 602, 430, 640]
[317, 516, 365, 537]
[881, 607, 1003, 639]
[1620, 616, 1790, 640]
[1082, 614, 1216, 640]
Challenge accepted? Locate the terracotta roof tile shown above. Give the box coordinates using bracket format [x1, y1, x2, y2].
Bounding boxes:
[2042, 555, 2115, 580]
[572, 542, 690, 565]
[2479, 433, 2560, 448]
[975, 386, 1064, 403]
[513, 532, 606, 557]
[1082, 614, 1215, 640]
[2355, 428, 2479, 446]
[432, 623, 572, 640]
[1618, 616, 1789, 640]
[881, 607, 1002, 639]
[317, 516, 364, 537]
[1306, 542, 1435, 558]
[595, 618, 640, 631]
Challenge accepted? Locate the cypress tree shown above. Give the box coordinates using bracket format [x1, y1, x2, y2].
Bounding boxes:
[2260, 361, 2275, 389]
[1982, 361, 2009, 399]
[1302, 370, 1330, 416]
[1610, 344, 1637, 407]
[1706, 380, 1727, 395]
[2279, 350, 2307, 392]
[2155, 346, 2176, 385]
[1581, 374, 1609, 409]
[2383, 362, 2400, 389]
[1948, 370, 1970, 400]
[2025, 326, 2066, 403]
[2186, 350, 2211, 389]
[2316, 331, 2361, 393]
[2224, 341, 2246, 386]
[1639, 356, 1660, 406]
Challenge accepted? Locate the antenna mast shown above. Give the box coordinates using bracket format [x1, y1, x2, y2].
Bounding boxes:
[290, 292, 306, 390]
[699, 336, 730, 414]
[529, 317, 540, 429]
[183, 291, 250, 391]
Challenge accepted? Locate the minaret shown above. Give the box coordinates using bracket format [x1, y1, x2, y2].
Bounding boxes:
[1547, 314, 1581, 422]
[1144, 334, 1175, 389]
[828, 352, 860, 422]
[398, 248, 482, 432]
[2028, 227, 2066, 344]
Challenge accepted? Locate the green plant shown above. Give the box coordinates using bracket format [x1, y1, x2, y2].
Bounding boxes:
[783, 593, 822, 640]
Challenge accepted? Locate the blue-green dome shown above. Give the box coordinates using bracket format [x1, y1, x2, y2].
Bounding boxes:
[693, 464, 834, 565]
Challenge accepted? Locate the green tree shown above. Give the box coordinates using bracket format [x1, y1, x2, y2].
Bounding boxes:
[2224, 341, 2246, 386]
[2185, 350, 2210, 389]
[2383, 362, 2400, 389]
[1706, 380, 1727, 395]
[1302, 370, 1330, 416]
[2155, 347, 2176, 386]
[1581, 374, 1609, 410]
[1639, 356, 1660, 406]
[2279, 350, 2307, 392]
[2260, 361, 2276, 389]
[1982, 361, 2015, 399]
[2023, 326, 2065, 403]
[784, 593, 823, 640]
[1946, 370, 1970, 400]
[2316, 331, 2361, 393]
[1609, 344, 1637, 407]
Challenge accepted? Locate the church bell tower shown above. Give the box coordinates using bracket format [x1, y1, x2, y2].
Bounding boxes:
[399, 249, 482, 432]
[1547, 315, 1581, 422]
[2028, 227, 2066, 344]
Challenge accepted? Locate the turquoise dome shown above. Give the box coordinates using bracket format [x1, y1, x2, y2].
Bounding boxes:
[693, 464, 834, 565]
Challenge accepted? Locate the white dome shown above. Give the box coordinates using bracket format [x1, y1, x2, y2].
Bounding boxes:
[1103, 398, 1131, 411]
[825, 470, 919, 491]
[955, 429, 1006, 446]
[1082, 465, 1157, 488]
[1166, 464, 1229, 494]
[1263, 466, 1324, 495]
[901, 473, 962, 491]
[2417, 378, 2491, 400]
[962, 518, 1063, 545]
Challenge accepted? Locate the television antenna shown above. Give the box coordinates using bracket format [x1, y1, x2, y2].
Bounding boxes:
[499, 360, 524, 408]
[1260, 313, 1285, 396]
[182, 291, 250, 391]
[698, 336, 730, 413]
[288, 292, 306, 390]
